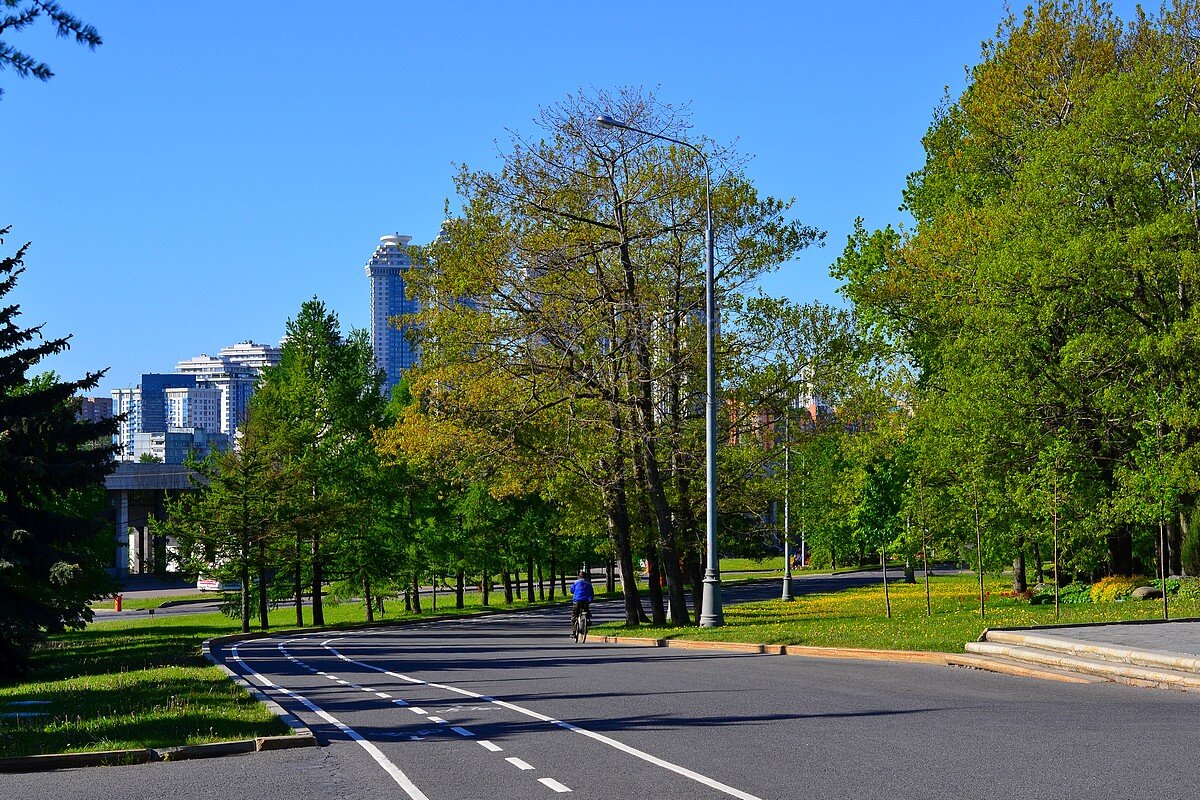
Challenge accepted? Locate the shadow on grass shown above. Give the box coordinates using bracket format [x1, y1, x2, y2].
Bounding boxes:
[0, 671, 288, 758]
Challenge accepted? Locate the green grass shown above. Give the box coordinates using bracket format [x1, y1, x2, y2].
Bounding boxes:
[0, 589, 587, 758]
[720, 557, 784, 572]
[597, 573, 1200, 653]
[89, 593, 212, 611]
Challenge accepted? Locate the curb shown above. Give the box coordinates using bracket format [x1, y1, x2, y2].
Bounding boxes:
[602, 635, 954, 663]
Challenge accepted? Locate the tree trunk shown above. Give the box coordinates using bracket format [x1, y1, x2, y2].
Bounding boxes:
[646, 544, 666, 625]
[482, 570, 490, 606]
[294, 533, 304, 626]
[311, 528, 324, 627]
[601, 465, 644, 625]
[364, 576, 374, 623]
[526, 556, 535, 603]
[687, 548, 704, 620]
[548, 550, 556, 602]
[1013, 547, 1027, 594]
[537, 561, 545, 601]
[239, 541, 251, 634]
[514, 568, 522, 599]
[456, 569, 465, 608]
[257, 541, 270, 631]
[502, 571, 513, 604]
[1107, 526, 1134, 576]
[411, 574, 422, 614]
[606, 557, 615, 594]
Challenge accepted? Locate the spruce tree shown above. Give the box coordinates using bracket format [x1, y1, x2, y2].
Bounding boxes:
[0, 228, 117, 679]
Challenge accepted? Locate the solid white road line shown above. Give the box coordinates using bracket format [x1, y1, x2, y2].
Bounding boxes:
[506, 757, 535, 770]
[228, 643, 430, 800]
[539, 778, 573, 793]
[321, 636, 765, 800]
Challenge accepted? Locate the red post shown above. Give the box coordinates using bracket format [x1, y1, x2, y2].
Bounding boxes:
[114, 594, 123, 612]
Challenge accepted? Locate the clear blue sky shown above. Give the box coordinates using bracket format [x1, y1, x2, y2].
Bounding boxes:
[2, 1, 1140, 394]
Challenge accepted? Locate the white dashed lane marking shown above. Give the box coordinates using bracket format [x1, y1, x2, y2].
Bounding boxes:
[266, 639, 579, 797]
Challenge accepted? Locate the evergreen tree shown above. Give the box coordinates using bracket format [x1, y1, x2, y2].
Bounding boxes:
[0, 229, 117, 679]
[0, 1, 101, 98]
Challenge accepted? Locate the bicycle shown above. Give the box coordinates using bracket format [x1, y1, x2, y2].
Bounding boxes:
[572, 610, 590, 643]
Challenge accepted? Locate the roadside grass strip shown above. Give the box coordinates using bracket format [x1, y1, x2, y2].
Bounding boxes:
[596, 573, 1200, 653]
[317, 634, 764, 800]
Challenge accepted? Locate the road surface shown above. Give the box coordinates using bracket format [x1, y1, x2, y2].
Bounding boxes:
[10, 576, 1197, 799]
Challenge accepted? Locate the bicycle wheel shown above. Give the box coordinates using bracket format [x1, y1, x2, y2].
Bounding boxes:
[571, 617, 579, 643]
[578, 614, 589, 643]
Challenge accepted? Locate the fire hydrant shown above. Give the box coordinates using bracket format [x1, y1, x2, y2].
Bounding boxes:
[114, 594, 123, 612]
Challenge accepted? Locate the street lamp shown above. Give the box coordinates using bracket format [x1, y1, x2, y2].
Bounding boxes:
[595, 113, 723, 626]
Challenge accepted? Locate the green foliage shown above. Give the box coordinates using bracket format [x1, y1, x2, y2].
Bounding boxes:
[0, 230, 118, 680]
[0, 1, 101, 99]
[836, 1, 1200, 584]
[1032, 581, 1094, 605]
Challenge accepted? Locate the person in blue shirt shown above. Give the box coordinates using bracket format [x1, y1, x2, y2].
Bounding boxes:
[570, 570, 594, 633]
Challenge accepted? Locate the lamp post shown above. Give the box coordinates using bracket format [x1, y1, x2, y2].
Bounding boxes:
[782, 411, 793, 601]
[596, 113, 723, 626]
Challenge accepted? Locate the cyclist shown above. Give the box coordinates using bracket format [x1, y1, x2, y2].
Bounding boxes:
[570, 569, 594, 635]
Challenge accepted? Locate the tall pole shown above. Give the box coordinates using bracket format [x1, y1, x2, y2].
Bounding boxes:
[596, 113, 723, 626]
[782, 413, 793, 601]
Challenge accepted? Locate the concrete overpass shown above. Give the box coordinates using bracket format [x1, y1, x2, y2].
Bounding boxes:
[105, 462, 200, 577]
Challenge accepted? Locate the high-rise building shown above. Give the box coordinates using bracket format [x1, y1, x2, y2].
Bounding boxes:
[76, 396, 113, 423]
[218, 341, 281, 375]
[165, 385, 222, 432]
[365, 233, 420, 395]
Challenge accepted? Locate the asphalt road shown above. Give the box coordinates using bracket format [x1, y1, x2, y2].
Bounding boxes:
[11, 573, 1200, 799]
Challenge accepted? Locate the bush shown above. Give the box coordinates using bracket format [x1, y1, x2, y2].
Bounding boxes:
[1153, 576, 1200, 600]
[1030, 582, 1093, 605]
[1090, 575, 1145, 603]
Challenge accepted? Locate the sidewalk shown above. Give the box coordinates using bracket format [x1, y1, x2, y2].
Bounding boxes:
[966, 618, 1200, 691]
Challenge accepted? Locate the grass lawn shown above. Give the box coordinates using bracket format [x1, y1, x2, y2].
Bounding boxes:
[0, 590, 585, 758]
[89, 593, 212, 612]
[597, 573, 1200, 653]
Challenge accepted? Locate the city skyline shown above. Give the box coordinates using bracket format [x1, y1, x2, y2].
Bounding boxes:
[3, 2, 1143, 397]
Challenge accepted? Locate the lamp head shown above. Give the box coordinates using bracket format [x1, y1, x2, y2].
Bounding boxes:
[595, 114, 623, 129]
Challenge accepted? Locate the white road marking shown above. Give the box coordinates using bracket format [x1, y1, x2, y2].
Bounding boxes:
[451, 726, 474, 737]
[230, 643, 429, 800]
[410, 707, 427, 715]
[427, 716, 447, 724]
[507, 757, 535, 770]
[479, 740, 503, 752]
[376, 692, 392, 699]
[321, 637, 765, 800]
[539, 778, 573, 793]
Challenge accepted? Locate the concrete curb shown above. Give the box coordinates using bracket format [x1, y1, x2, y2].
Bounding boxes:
[602, 635, 954, 664]
[0, 748, 157, 773]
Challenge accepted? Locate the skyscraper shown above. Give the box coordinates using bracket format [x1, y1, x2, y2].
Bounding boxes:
[365, 233, 420, 395]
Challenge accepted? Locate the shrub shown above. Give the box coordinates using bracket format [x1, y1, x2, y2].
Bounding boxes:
[1031, 582, 1092, 605]
[1159, 576, 1200, 600]
[1090, 575, 1144, 603]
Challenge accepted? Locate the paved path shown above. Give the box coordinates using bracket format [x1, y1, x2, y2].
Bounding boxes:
[1025, 618, 1200, 658]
